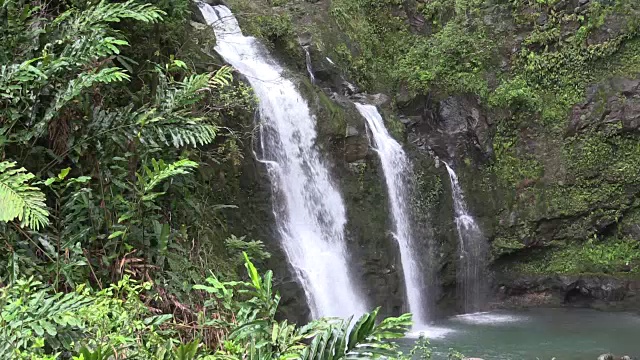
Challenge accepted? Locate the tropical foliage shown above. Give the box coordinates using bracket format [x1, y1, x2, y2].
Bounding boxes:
[0, 0, 428, 359]
[0, 0, 251, 289]
[0, 255, 417, 360]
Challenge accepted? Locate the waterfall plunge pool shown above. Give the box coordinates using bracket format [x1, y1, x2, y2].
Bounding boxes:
[400, 308, 640, 359]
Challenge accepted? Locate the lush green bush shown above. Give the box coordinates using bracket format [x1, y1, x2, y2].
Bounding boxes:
[0, 255, 427, 360]
[0, 0, 255, 293]
[513, 238, 640, 275]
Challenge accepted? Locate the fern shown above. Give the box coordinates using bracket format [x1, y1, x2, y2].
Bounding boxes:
[43, 67, 131, 124]
[209, 65, 234, 88]
[54, 0, 164, 37]
[0, 279, 94, 357]
[0, 161, 49, 230]
[157, 73, 211, 112]
[138, 158, 199, 197]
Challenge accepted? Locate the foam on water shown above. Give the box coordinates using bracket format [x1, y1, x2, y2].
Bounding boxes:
[452, 311, 526, 325]
[406, 326, 456, 340]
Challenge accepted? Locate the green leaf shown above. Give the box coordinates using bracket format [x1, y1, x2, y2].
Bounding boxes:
[243, 252, 262, 290]
[58, 168, 71, 180]
[32, 323, 45, 336]
[40, 320, 57, 336]
[0, 161, 49, 229]
[108, 231, 125, 239]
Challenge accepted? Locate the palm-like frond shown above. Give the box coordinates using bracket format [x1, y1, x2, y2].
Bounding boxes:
[43, 67, 130, 124]
[137, 158, 199, 196]
[83, 68, 232, 151]
[295, 309, 411, 360]
[157, 73, 211, 112]
[0, 161, 49, 230]
[55, 0, 164, 32]
[205, 255, 412, 360]
[209, 65, 234, 88]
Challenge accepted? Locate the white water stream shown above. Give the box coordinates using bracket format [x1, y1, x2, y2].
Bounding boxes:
[355, 103, 428, 324]
[444, 163, 487, 313]
[303, 46, 315, 84]
[199, 3, 367, 319]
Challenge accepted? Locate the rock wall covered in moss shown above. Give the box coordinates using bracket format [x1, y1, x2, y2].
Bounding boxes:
[196, 0, 640, 315]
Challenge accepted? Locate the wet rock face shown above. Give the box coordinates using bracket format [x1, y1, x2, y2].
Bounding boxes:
[334, 156, 406, 317]
[403, 94, 494, 164]
[343, 135, 369, 163]
[303, 44, 358, 97]
[569, 77, 640, 136]
[495, 274, 640, 310]
[276, 275, 312, 323]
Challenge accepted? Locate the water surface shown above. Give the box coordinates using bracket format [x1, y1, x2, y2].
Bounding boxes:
[404, 308, 640, 359]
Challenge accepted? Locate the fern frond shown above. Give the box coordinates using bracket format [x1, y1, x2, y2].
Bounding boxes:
[0, 62, 48, 101]
[209, 66, 234, 88]
[138, 158, 198, 195]
[43, 67, 130, 124]
[297, 308, 410, 360]
[57, 0, 164, 36]
[157, 73, 211, 112]
[58, 35, 130, 68]
[141, 120, 218, 148]
[0, 161, 49, 230]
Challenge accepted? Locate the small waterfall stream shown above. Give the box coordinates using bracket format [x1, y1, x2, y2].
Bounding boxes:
[355, 103, 428, 324]
[444, 163, 488, 313]
[199, 3, 367, 319]
[303, 46, 315, 84]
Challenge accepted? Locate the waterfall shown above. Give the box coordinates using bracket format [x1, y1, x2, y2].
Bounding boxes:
[199, 3, 367, 319]
[303, 46, 315, 84]
[355, 103, 428, 324]
[444, 163, 488, 313]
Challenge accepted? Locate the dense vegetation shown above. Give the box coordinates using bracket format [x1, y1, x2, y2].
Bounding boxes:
[2, 0, 639, 356]
[0, 0, 429, 358]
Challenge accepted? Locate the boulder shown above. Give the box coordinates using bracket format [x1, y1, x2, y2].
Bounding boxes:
[370, 93, 391, 107]
[568, 77, 640, 136]
[597, 354, 614, 360]
[404, 94, 494, 164]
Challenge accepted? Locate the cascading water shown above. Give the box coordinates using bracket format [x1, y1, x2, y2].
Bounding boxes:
[444, 162, 488, 313]
[355, 103, 428, 325]
[199, 3, 367, 319]
[303, 46, 315, 84]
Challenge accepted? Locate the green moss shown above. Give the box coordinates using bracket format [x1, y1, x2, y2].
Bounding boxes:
[329, 0, 413, 91]
[488, 119, 544, 188]
[380, 111, 406, 143]
[254, 13, 294, 41]
[544, 182, 625, 216]
[491, 236, 526, 259]
[414, 169, 443, 212]
[396, 20, 494, 98]
[297, 77, 348, 138]
[509, 238, 640, 275]
[349, 161, 369, 191]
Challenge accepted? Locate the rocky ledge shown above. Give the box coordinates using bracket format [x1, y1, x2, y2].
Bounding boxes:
[494, 273, 640, 311]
